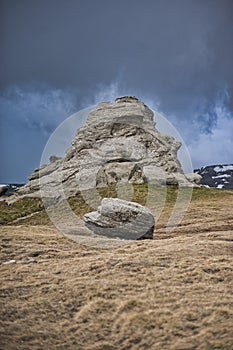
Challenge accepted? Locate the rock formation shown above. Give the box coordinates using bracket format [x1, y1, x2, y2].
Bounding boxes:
[0, 185, 10, 196]
[84, 198, 155, 240]
[12, 96, 201, 201]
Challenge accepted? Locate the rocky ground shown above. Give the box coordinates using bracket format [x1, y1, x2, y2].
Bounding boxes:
[0, 188, 233, 349]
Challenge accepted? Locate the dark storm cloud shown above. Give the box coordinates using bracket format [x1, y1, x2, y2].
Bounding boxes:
[0, 0, 233, 181]
[1, 0, 233, 105]
[0, 86, 78, 182]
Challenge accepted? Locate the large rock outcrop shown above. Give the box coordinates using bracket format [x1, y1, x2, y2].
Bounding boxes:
[12, 96, 200, 201]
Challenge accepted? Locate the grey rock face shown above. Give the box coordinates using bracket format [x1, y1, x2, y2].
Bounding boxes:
[83, 198, 155, 240]
[12, 96, 200, 202]
[0, 185, 10, 196]
[185, 173, 202, 185]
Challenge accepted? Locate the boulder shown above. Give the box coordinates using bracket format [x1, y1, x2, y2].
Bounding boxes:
[185, 173, 202, 185]
[0, 185, 9, 196]
[83, 198, 155, 240]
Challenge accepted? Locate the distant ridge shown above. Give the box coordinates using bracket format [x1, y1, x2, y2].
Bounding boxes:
[194, 164, 233, 189]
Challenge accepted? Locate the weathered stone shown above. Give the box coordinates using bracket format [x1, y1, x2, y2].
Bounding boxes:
[0, 185, 9, 196]
[83, 198, 155, 240]
[185, 173, 202, 185]
[49, 155, 62, 163]
[10, 96, 200, 202]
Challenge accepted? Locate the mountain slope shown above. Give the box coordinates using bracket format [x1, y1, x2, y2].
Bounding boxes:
[1, 187, 233, 350]
[195, 164, 233, 189]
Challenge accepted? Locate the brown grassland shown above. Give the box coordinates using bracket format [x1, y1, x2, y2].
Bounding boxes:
[0, 186, 233, 349]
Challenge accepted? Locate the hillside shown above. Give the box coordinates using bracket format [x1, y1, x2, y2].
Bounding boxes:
[0, 187, 233, 349]
[195, 164, 233, 189]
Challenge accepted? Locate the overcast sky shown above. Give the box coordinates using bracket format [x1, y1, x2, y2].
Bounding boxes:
[0, 0, 233, 182]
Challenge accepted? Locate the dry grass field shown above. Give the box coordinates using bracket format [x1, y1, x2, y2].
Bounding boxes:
[0, 187, 233, 349]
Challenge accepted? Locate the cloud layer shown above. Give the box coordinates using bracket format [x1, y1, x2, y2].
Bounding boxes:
[0, 0, 233, 181]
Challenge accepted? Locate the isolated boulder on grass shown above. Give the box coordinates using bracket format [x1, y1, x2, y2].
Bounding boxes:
[83, 198, 155, 240]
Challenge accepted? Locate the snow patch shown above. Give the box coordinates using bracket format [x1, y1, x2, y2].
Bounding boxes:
[214, 165, 233, 172]
[212, 174, 231, 179]
[217, 184, 224, 189]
